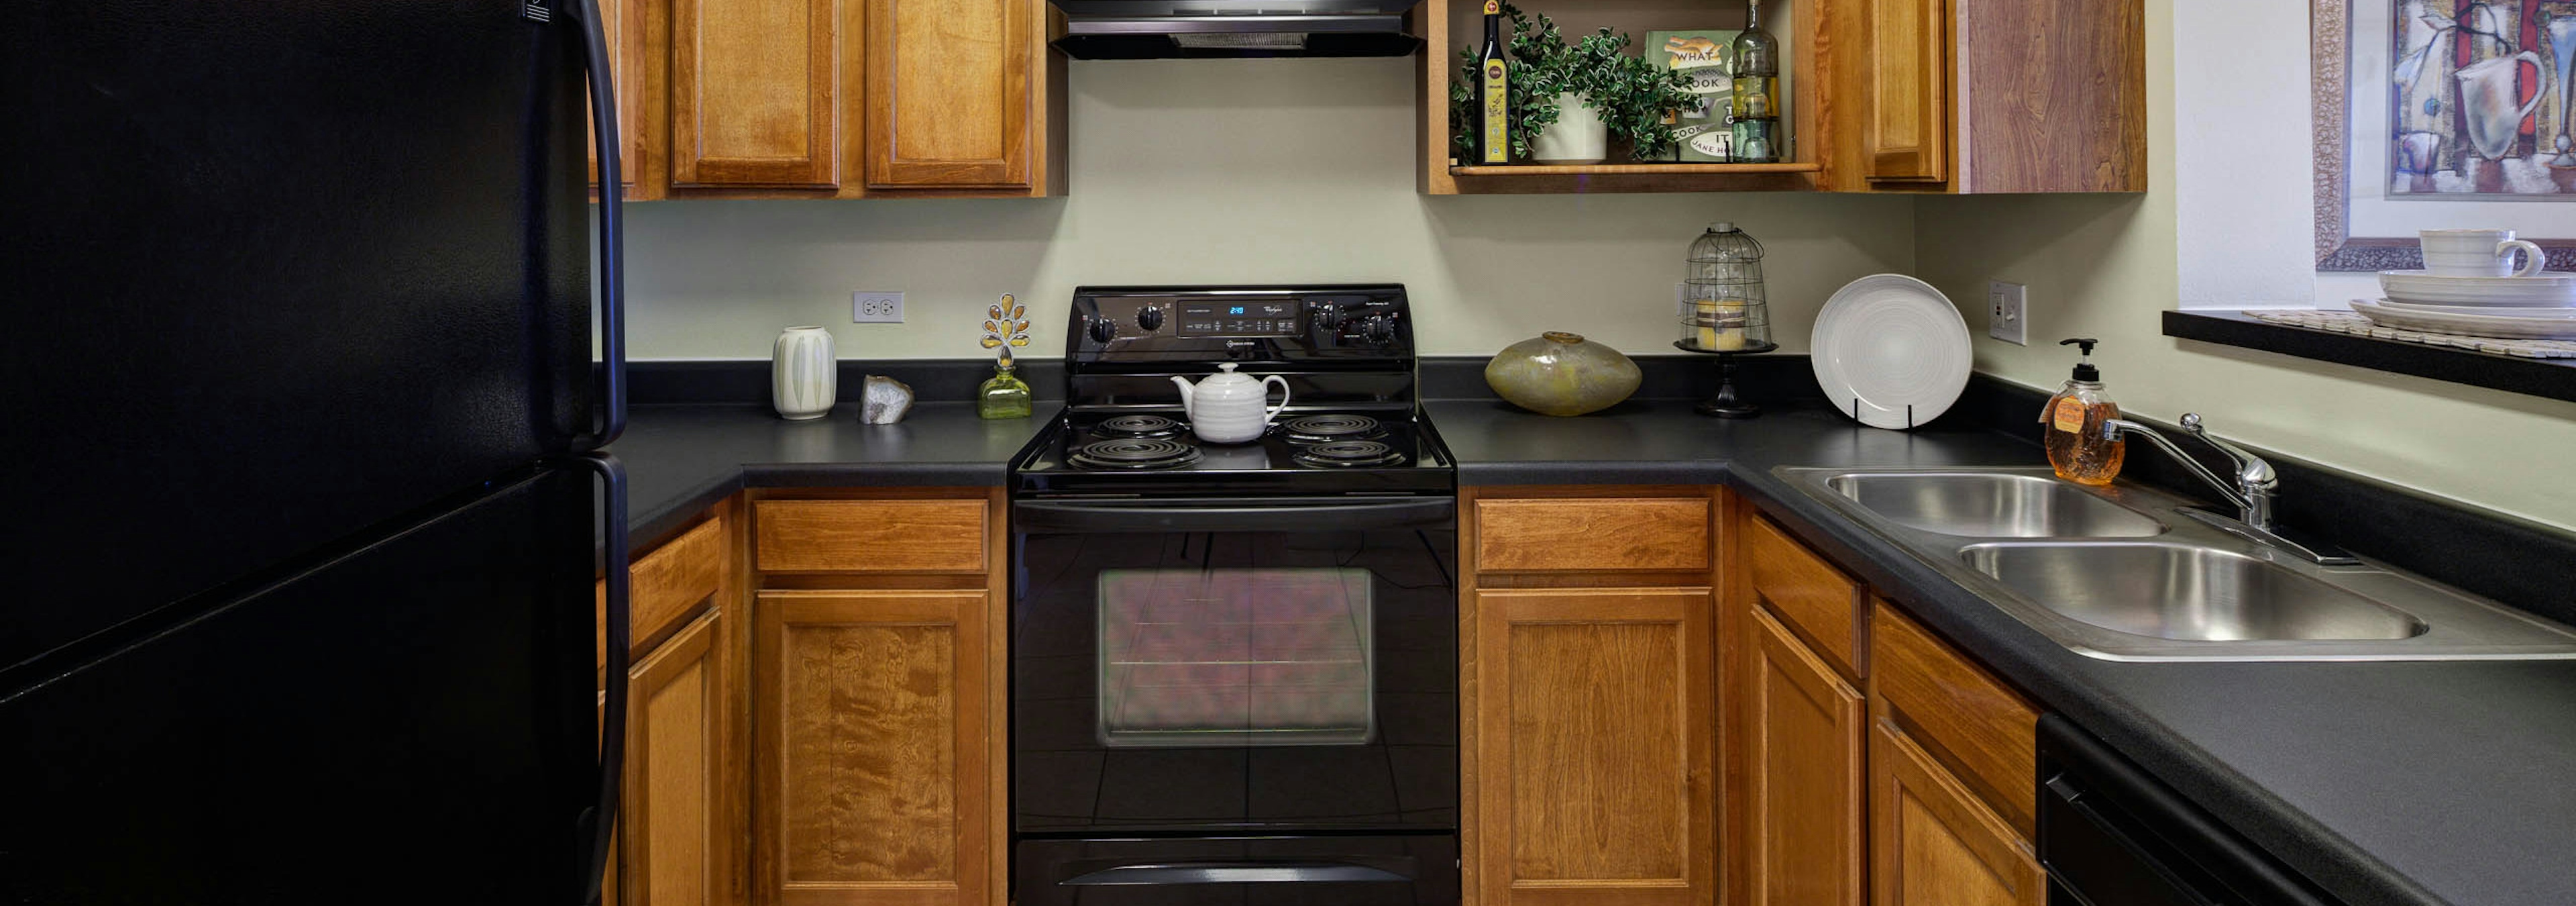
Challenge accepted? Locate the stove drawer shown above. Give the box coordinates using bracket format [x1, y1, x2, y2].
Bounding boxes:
[1473, 496, 1712, 572]
[755, 498, 989, 573]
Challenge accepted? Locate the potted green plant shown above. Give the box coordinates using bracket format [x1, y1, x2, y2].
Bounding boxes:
[1449, 3, 1701, 164]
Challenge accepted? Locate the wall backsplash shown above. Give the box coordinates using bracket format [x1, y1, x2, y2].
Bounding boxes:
[621, 58, 1915, 362]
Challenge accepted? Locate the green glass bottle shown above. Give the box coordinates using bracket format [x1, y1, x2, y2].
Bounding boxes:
[977, 353, 1033, 419]
[1729, 3, 1781, 163]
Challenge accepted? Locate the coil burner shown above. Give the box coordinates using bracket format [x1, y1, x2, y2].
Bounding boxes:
[1092, 414, 1187, 440]
[1069, 438, 1203, 470]
[1291, 440, 1405, 468]
[1279, 414, 1385, 444]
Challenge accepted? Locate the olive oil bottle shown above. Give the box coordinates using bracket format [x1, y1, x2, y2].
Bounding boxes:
[1478, 0, 1509, 164]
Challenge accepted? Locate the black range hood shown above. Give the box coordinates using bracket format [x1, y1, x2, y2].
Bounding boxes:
[1051, 0, 1424, 58]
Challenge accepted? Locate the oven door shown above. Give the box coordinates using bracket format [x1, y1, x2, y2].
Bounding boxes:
[1011, 496, 1458, 903]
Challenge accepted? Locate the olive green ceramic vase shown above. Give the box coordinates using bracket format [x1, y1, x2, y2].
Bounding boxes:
[1484, 332, 1642, 416]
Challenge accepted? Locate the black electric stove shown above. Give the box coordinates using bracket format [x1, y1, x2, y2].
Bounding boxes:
[1011, 284, 1456, 499]
[1007, 285, 1460, 906]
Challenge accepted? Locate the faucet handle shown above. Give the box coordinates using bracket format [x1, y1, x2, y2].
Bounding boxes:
[2178, 413, 2275, 488]
[2179, 412, 2208, 436]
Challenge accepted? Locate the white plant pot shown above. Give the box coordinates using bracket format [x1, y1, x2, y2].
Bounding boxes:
[1529, 93, 1608, 164]
[771, 326, 837, 420]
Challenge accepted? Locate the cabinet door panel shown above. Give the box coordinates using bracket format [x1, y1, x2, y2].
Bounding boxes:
[625, 610, 727, 906]
[1866, 0, 1949, 183]
[756, 589, 998, 906]
[586, 0, 648, 195]
[865, 0, 1031, 188]
[1869, 720, 2042, 906]
[673, 0, 839, 187]
[1472, 588, 1715, 906]
[1746, 608, 1864, 906]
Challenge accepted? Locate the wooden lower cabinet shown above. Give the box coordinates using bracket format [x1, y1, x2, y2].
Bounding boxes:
[623, 609, 732, 906]
[1468, 587, 1717, 906]
[1868, 719, 2043, 906]
[1743, 608, 1866, 906]
[753, 589, 1001, 906]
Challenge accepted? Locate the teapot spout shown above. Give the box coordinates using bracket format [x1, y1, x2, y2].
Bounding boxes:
[1168, 374, 1194, 411]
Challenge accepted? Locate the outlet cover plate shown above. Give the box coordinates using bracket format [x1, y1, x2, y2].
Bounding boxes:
[1988, 281, 2027, 345]
[853, 291, 904, 323]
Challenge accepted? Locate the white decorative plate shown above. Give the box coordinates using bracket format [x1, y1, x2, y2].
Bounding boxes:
[1811, 274, 1972, 430]
[2362, 298, 2576, 319]
[2350, 299, 2576, 339]
[2376, 270, 2576, 307]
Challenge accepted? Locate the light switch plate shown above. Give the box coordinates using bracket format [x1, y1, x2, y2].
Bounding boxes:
[1988, 281, 2027, 345]
[853, 291, 904, 323]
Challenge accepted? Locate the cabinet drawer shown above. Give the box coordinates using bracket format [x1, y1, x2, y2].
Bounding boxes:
[1746, 515, 1868, 680]
[1872, 605, 2039, 836]
[599, 512, 731, 668]
[755, 498, 988, 573]
[1474, 497, 1711, 572]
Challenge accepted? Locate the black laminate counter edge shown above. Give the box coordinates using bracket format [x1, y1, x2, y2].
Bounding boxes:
[2163, 310, 2576, 404]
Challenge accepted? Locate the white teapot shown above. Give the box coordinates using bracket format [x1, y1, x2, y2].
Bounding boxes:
[1170, 363, 1290, 444]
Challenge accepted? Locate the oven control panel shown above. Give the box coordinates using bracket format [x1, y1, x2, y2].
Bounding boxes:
[1068, 285, 1411, 361]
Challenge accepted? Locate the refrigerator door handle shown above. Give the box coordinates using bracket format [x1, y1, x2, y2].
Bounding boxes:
[570, 0, 627, 450]
[573, 451, 630, 906]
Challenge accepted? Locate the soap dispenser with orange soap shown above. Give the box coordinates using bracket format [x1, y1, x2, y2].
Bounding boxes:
[2042, 338, 2125, 485]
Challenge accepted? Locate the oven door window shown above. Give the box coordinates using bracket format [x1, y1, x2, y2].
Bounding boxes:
[1097, 567, 1374, 747]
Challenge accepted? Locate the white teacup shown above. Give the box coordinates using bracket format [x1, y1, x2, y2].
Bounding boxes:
[2420, 229, 2544, 278]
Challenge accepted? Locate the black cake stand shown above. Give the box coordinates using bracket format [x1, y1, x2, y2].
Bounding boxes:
[1673, 339, 1779, 419]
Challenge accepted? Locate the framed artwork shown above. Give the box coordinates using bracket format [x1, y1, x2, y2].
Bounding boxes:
[2315, 0, 2576, 270]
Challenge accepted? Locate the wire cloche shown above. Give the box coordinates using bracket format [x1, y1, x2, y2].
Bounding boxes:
[1678, 221, 1770, 352]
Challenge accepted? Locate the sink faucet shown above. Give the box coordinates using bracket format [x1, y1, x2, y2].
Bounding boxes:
[2099, 414, 2356, 565]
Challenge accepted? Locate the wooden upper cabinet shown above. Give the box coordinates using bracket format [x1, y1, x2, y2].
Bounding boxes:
[1743, 608, 1866, 906]
[1469, 587, 1716, 906]
[753, 589, 1000, 906]
[1862, 0, 1948, 183]
[865, 0, 1033, 189]
[586, 0, 651, 197]
[1952, 0, 2145, 191]
[672, 0, 839, 188]
[1869, 720, 2043, 906]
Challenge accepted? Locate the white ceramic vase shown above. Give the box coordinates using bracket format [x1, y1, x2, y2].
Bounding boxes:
[772, 326, 837, 420]
[1529, 93, 1608, 164]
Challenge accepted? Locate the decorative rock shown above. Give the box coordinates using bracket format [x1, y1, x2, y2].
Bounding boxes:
[861, 374, 914, 424]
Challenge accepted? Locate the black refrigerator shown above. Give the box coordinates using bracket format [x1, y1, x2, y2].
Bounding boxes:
[1, 0, 635, 903]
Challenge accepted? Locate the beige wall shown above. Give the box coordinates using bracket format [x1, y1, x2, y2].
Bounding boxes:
[624, 5, 2576, 529]
[1913, 0, 2576, 531]
[621, 57, 1915, 362]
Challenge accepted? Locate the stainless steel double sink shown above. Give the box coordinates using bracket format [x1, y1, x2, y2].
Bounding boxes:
[1779, 467, 2576, 661]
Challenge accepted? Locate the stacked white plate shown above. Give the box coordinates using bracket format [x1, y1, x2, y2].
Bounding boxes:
[2361, 268, 2576, 338]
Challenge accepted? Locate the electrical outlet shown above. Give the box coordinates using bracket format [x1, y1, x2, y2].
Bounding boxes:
[853, 291, 904, 323]
[1988, 281, 2027, 345]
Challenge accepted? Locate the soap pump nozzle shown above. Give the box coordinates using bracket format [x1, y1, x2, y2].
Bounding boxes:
[2059, 338, 2100, 382]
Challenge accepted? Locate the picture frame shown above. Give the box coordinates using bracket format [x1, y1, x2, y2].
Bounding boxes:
[2313, 0, 2576, 271]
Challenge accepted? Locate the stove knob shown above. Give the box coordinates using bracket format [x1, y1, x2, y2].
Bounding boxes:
[1088, 317, 1118, 344]
[1361, 313, 1397, 344]
[1136, 306, 1164, 333]
[1312, 302, 1343, 329]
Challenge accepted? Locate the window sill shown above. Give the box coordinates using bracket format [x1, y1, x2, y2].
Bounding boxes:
[2161, 311, 2576, 405]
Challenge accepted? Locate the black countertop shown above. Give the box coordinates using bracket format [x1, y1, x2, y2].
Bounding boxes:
[610, 395, 2575, 906]
[1428, 397, 2576, 906]
[615, 401, 1058, 548]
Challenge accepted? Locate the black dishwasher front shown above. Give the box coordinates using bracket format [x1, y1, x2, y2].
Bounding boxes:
[2037, 714, 2341, 906]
